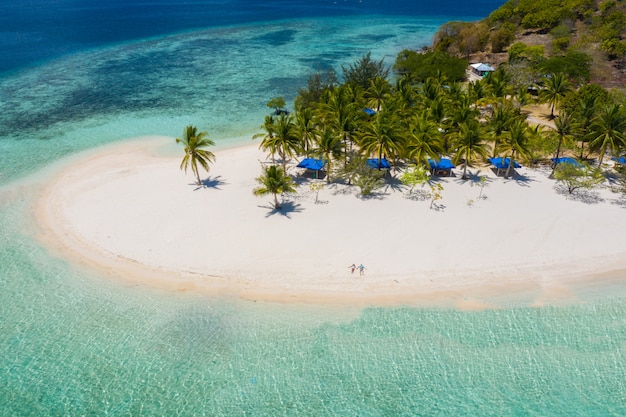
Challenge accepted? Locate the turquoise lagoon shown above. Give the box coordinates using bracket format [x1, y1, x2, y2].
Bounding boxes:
[1, 3, 626, 415]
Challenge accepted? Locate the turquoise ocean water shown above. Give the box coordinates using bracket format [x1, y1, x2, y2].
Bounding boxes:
[2, 1, 626, 415]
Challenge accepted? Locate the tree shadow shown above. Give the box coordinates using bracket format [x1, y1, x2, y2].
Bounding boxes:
[404, 189, 430, 202]
[382, 174, 407, 193]
[610, 194, 626, 209]
[259, 200, 303, 218]
[328, 183, 357, 196]
[498, 171, 536, 187]
[454, 170, 492, 184]
[431, 202, 446, 211]
[554, 185, 605, 204]
[357, 190, 388, 200]
[195, 175, 227, 190]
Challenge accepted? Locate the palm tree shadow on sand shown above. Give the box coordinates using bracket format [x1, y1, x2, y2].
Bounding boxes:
[194, 175, 227, 190]
[258, 200, 303, 218]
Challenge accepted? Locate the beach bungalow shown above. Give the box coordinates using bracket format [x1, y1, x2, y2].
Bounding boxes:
[469, 63, 495, 78]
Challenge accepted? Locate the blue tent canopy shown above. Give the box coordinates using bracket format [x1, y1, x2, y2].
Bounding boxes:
[363, 108, 377, 116]
[366, 158, 391, 169]
[297, 158, 326, 171]
[551, 157, 583, 167]
[428, 158, 455, 170]
[488, 157, 521, 169]
[612, 157, 626, 165]
[428, 158, 455, 176]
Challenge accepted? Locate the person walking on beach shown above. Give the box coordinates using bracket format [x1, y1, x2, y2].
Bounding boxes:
[357, 264, 366, 276]
[349, 264, 356, 274]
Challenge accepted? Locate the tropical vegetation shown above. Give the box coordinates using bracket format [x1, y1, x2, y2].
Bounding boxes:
[176, 125, 216, 185]
[251, 49, 625, 199]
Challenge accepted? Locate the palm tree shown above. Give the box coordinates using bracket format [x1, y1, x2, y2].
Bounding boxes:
[540, 73, 571, 119]
[253, 165, 297, 210]
[404, 114, 442, 166]
[550, 112, 573, 176]
[294, 107, 316, 156]
[498, 120, 533, 178]
[486, 103, 518, 158]
[589, 103, 626, 167]
[451, 120, 488, 179]
[257, 114, 300, 173]
[357, 112, 402, 169]
[366, 76, 391, 112]
[312, 126, 344, 183]
[318, 87, 361, 166]
[176, 125, 216, 185]
[572, 94, 598, 159]
[253, 115, 277, 161]
[274, 114, 301, 172]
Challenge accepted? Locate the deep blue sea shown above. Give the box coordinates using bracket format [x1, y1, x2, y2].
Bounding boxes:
[2, 1, 626, 415]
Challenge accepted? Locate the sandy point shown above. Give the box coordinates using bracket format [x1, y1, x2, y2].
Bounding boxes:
[34, 136, 626, 307]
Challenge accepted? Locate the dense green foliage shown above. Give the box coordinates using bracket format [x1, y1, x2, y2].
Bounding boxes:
[341, 52, 390, 90]
[538, 51, 593, 84]
[489, 0, 594, 30]
[252, 52, 626, 204]
[430, 0, 626, 82]
[393, 50, 467, 82]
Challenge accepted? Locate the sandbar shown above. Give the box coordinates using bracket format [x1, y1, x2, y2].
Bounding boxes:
[34, 136, 626, 307]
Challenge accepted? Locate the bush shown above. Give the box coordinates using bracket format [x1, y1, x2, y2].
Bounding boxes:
[394, 50, 467, 82]
[491, 24, 516, 53]
[552, 37, 570, 53]
[538, 51, 592, 84]
[554, 162, 604, 194]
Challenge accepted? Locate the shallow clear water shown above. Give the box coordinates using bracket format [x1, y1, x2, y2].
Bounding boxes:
[2, 1, 626, 415]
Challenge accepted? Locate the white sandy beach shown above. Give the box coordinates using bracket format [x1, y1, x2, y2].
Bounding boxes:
[35, 136, 626, 307]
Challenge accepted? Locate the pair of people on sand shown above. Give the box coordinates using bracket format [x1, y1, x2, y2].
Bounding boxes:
[349, 263, 366, 275]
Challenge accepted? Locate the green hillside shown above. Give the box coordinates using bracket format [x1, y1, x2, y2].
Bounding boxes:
[431, 0, 626, 87]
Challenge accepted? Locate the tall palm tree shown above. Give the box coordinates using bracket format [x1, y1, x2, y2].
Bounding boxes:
[357, 112, 402, 169]
[589, 103, 626, 167]
[393, 75, 417, 113]
[366, 76, 391, 112]
[540, 73, 571, 119]
[486, 103, 518, 158]
[274, 114, 301, 172]
[312, 126, 344, 183]
[451, 120, 487, 179]
[550, 112, 573, 176]
[404, 114, 442, 166]
[253, 165, 297, 210]
[176, 125, 216, 185]
[253, 115, 277, 161]
[294, 108, 316, 156]
[318, 87, 361, 166]
[468, 79, 487, 104]
[498, 120, 532, 178]
[257, 114, 300, 173]
[573, 94, 598, 159]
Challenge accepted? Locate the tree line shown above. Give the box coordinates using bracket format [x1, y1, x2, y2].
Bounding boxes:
[177, 51, 626, 208]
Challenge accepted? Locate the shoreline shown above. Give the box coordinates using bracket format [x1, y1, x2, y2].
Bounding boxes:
[34, 136, 626, 308]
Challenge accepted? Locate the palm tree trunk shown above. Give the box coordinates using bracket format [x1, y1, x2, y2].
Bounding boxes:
[598, 146, 606, 167]
[273, 193, 279, 210]
[550, 137, 563, 177]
